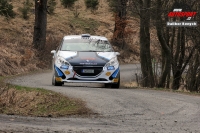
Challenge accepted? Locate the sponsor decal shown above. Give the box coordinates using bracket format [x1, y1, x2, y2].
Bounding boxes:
[64, 70, 70, 75]
[167, 8, 198, 27]
[81, 57, 96, 60]
[106, 72, 111, 76]
[79, 62, 98, 65]
[79, 57, 98, 65]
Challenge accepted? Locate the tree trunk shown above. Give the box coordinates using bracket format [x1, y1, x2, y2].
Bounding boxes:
[33, 0, 47, 50]
[172, 27, 185, 90]
[155, 0, 171, 88]
[139, 0, 155, 87]
[186, 51, 200, 92]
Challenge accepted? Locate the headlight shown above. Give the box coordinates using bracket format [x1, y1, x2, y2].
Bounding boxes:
[56, 56, 70, 66]
[105, 57, 118, 67]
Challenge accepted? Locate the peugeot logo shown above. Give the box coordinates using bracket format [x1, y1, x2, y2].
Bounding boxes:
[86, 60, 90, 62]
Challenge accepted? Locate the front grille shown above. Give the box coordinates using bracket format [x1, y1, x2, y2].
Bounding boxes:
[73, 66, 103, 76]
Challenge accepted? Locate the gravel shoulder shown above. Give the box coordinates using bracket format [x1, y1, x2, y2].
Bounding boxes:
[1, 64, 200, 133]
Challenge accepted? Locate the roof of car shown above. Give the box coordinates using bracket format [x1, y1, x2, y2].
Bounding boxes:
[63, 34, 108, 41]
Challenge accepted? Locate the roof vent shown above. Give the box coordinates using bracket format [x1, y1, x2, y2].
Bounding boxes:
[81, 34, 91, 38]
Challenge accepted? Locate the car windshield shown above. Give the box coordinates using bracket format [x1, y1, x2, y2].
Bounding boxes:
[60, 39, 114, 52]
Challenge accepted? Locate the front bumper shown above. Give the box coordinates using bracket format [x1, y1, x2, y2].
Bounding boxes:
[54, 65, 120, 84]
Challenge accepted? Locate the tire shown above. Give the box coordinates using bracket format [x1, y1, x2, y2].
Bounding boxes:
[105, 76, 120, 89]
[105, 72, 120, 89]
[52, 74, 63, 86]
[111, 82, 120, 88]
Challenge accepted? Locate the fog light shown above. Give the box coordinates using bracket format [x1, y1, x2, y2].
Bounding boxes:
[55, 77, 62, 82]
[65, 70, 70, 75]
[106, 72, 111, 76]
[113, 78, 119, 83]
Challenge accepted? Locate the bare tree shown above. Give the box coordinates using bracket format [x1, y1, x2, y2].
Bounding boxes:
[170, 1, 199, 90]
[112, 0, 200, 90]
[139, 0, 155, 87]
[186, 50, 200, 92]
[152, 0, 199, 90]
[155, 0, 171, 88]
[185, 2, 200, 92]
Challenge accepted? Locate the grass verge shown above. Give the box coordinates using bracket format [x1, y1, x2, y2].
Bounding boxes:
[122, 81, 200, 96]
[0, 77, 93, 117]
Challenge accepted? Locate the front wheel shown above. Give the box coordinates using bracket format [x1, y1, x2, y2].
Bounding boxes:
[105, 76, 120, 89]
[52, 74, 63, 86]
[111, 80, 120, 89]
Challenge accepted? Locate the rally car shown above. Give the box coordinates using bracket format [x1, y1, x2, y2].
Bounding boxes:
[51, 34, 120, 88]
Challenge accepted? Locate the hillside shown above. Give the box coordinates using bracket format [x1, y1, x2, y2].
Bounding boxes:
[0, 0, 142, 76]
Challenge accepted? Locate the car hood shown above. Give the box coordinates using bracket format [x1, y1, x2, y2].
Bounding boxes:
[57, 51, 116, 66]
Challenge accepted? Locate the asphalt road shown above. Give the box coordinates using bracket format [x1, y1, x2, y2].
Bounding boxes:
[1, 64, 200, 133]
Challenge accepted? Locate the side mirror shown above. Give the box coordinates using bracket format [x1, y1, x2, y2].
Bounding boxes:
[51, 50, 56, 58]
[115, 52, 120, 56]
[51, 50, 56, 54]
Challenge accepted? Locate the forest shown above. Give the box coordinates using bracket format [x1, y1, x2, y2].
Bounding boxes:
[103, 0, 200, 91]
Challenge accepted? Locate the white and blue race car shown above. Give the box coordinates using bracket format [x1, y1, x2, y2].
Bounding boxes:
[51, 34, 120, 88]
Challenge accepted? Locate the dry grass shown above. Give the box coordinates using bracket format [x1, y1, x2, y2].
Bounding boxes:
[121, 81, 139, 88]
[0, 83, 93, 117]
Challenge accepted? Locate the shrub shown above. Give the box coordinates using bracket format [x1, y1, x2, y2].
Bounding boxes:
[60, 0, 77, 8]
[47, 0, 56, 15]
[0, 0, 15, 18]
[85, 0, 99, 10]
[18, 0, 32, 20]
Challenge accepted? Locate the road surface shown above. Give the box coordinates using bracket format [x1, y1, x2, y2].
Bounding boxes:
[1, 64, 200, 133]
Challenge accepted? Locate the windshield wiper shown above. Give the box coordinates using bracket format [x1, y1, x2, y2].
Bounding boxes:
[79, 50, 101, 52]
